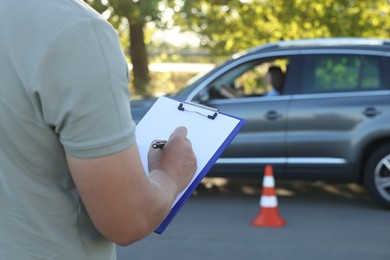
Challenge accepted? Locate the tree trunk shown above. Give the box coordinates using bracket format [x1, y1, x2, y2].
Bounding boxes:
[129, 22, 150, 96]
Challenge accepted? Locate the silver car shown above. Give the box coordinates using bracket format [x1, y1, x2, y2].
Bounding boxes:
[131, 38, 390, 208]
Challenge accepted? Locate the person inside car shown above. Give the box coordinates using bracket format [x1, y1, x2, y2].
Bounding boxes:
[263, 66, 285, 96]
[216, 65, 285, 99]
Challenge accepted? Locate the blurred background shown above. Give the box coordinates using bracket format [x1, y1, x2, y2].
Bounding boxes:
[84, 0, 390, 99]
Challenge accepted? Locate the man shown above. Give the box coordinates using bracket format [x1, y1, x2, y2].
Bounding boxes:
[0, 0, 197, 259]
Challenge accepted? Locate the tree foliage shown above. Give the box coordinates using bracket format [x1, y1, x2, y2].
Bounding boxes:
[174, 0, 390, 57]
[85, 0, 168, 95]
[83, 0, 389, 96]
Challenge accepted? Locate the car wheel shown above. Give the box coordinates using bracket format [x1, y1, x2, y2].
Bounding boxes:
[364, 144, 390, 209]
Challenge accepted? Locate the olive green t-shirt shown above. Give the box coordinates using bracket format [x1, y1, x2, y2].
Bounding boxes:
[0, 0, 136, 259]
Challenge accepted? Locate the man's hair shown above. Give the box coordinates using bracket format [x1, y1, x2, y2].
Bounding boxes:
[267, 66, 285, 91]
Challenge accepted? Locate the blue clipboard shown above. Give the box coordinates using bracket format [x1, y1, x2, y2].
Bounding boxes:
[135, 96, 246, 234]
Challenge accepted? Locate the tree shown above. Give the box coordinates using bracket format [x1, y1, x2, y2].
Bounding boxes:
[85, 0, 166, 96]
[174, 0, 390, 57]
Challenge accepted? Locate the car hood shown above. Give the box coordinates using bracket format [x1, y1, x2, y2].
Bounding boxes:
[130, 98, 158, 123]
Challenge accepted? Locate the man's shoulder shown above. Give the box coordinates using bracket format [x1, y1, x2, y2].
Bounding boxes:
[36, 0, 103, 26]
[0, 0, 109, 88]
[5, 0, 103, 29]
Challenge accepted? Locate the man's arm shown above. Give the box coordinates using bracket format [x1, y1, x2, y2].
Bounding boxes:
[66, 127, 197, 246]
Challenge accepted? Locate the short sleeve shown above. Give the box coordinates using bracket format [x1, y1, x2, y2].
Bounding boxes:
[28, 18, 136, 158]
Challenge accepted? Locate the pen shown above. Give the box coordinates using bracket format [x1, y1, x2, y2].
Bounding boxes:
[152, 141, 167, 149]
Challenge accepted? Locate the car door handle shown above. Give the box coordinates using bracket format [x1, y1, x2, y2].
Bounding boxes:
[363, 107, 381, 117]
[265, 110, 280, 120]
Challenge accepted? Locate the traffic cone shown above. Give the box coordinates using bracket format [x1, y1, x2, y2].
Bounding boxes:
[251, 164, 286, 227]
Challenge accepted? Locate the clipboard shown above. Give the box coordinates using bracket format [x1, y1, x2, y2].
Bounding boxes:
[135, 96, 246, 234]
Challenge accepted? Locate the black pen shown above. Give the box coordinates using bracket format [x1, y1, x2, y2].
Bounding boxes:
[152, 141, 167, 149]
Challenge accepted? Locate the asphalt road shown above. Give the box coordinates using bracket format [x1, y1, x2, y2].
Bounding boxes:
[117, 178, 390, 260]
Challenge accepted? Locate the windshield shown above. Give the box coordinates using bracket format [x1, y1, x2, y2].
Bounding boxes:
[173, 67, 218, 100]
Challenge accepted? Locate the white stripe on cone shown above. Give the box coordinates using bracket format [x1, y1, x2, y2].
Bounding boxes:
[263, 176, 275, 187]
[260, 195, 278, 207]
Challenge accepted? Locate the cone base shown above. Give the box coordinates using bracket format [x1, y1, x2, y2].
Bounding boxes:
[251, 207, 286, 227]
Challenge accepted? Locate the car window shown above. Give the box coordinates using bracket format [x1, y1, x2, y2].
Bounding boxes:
[361, 56, 381, 89]
[205, 57, 289, 100]
[302, 54, 384, 94]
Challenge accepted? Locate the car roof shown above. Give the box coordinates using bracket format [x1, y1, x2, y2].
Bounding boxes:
[234, 37, 390, 58]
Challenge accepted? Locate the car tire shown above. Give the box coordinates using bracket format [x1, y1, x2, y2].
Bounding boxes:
[364, 144, 390, 209]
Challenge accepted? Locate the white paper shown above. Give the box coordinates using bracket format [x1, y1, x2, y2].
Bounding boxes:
[135, 96, 243, 223]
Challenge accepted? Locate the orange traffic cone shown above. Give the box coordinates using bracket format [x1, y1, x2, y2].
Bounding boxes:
[251, 164, 286, 227]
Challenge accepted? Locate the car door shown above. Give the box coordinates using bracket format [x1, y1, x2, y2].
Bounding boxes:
[188, 55, 295, 176]
[285, 53, 389, 179]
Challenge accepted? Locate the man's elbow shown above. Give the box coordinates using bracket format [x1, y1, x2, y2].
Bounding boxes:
[113, 228, 150, 246]
[102, 220, 155, 246]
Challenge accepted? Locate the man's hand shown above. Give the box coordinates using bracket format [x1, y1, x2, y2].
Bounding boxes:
[148, 126, 197, 194]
